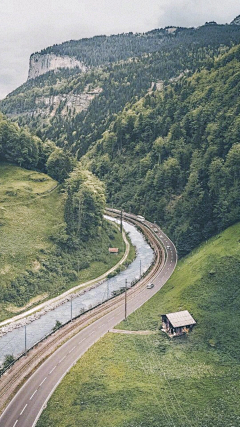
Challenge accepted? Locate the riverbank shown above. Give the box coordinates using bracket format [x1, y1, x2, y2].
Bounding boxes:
[0, 219, 154, 364]
[0, 219, 130, 335]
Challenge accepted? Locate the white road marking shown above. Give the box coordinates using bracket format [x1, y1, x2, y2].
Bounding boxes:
[20, 404, 27, 415]
[69, 346, 76, 354]
[39, 377, 47, 386]
[59, 356, 66, 363]
[0, 216, 176, 427]
[68, 349, 73, 354]
[30, 390, 37, 400]
[49, 366, 56, 374]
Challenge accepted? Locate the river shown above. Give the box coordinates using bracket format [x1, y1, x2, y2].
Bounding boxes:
[0, 217, 154, 364]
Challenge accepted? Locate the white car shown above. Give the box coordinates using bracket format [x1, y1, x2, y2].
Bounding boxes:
[147, 283, 154, 289]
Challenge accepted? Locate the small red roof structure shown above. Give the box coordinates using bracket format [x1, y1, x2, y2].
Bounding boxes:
[108, 247, 119, 254]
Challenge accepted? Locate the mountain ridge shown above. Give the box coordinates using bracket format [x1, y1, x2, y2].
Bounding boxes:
[26, 20, 240, 81]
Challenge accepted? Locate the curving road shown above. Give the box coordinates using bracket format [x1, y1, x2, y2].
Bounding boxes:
[0, 211, 177, 427]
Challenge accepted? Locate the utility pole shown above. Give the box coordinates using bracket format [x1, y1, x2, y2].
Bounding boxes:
[120, 208, 123, 234]
[124, 279, 127, 321]
[24, 324, 27, 354]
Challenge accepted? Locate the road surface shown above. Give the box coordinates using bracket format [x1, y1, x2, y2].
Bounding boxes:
[0, 213, 177, 427]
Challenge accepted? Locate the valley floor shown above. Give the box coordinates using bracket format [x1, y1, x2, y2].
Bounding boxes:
[0, 163, 130, 322]
[37, 222, 240, 427]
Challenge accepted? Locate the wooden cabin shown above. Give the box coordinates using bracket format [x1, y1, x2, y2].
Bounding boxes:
[161, 310, 196, 337]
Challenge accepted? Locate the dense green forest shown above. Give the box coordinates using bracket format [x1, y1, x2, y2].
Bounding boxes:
[1, 22, 240, 258]
[0, 114, 110, 312]
[39, 22, 240, 67]
[82, 44, 240, 256]
[0, 163, 121, 317]
[0, 113, 46, 169]
[2, 22, 240, 160]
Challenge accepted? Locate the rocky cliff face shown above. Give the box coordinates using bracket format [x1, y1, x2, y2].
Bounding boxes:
[34, 87, 102, 117]
[28, 53, 87, 80]
[6, 86, 102, 122]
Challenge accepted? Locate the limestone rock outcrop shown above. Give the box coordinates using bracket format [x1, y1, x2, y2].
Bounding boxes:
[28, 53, 87, 80]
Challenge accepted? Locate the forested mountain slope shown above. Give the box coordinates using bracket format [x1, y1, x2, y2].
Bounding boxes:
[83, 44, 240, 256]
[37, 22, 240, 67]
[0, 114, 114, 320]
[1, 21, 240, 257]
[0, 162, 121, 322]
[1, 22, 240, 159]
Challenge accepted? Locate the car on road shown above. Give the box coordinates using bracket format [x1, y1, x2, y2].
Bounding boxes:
[147, 283, 154, 289]
[166, 245, 171, 249]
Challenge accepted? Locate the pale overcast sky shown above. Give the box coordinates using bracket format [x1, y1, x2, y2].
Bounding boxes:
[0, 0, 239, 99]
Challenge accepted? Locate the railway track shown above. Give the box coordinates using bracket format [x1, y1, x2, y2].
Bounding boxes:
[0, 211, 168, 417]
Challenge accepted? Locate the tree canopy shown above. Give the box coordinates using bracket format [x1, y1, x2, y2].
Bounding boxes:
[83, 44, 240, 256]
[64, 166, 106, 241]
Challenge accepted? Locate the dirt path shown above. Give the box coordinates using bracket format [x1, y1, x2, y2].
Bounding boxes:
[110, 329, 156, 335]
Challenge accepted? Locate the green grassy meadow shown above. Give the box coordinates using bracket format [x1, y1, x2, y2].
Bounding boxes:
[37, 222, 240, 427]
[0, 163, 127, 321]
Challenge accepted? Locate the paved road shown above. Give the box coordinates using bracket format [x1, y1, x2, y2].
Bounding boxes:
[0, 216, 177, 427]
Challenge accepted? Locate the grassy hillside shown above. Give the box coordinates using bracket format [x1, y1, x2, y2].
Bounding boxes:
[0, 163, 60, 282]
[37, 222, 240, 427]
[0, 163, 125, 322]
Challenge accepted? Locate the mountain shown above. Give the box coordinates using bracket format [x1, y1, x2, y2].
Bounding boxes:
[1, 21, 240, 159]
[231, 15, 240, 25]
[82, 43, 240, 256]
[28, 53, 87, 80]
[27, 20, 240, 78]
[1, 19, 240, 258]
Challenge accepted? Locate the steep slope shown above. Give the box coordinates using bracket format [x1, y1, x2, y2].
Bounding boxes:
[231, 15, 240, 25]
[83, 43, 240, 256]
[31, 22, 240, 71]
[0, 114, 121, 322]
[1, 22, 240, 158]
[37, 222, 240, 427]
[28, 53, 87, 80]
[0, 163, 123, 322]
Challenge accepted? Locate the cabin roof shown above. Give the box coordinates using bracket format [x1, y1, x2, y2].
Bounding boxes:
[165, 310, 196, 328]
[109, 247, 119, 253]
